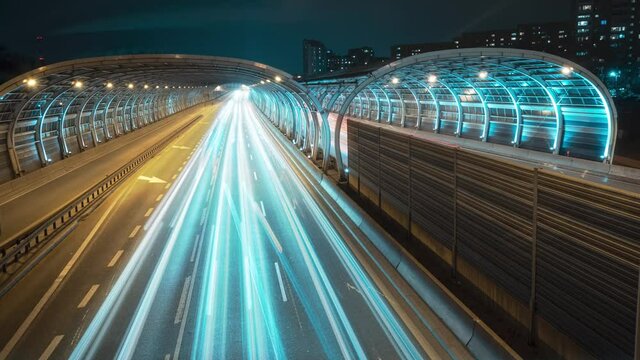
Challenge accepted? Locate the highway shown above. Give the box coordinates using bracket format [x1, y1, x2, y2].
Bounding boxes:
[0, 91, 471, 359]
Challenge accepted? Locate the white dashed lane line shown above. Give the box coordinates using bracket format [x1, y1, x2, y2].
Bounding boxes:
[77, 285, 100, 309]
[39, 335, 64, 360]
[129, 225, 142, 239]
[107, 250, 124, 268]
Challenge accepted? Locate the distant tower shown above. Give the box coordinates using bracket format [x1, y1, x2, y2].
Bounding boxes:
[35, 35, 45, 65]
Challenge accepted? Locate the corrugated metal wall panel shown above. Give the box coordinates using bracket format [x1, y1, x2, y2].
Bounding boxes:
[347, 121, 640, 359]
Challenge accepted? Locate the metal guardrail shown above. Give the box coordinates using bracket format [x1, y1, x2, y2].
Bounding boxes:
[0, 112, 204, 274]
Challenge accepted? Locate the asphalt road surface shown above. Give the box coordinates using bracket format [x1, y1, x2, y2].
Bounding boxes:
[0, 92, 471, 360]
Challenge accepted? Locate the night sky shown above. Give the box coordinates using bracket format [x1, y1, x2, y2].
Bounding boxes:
[1, 0, 572, 74]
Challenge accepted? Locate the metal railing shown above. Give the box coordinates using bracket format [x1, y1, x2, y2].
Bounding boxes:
[0, 112, 204, 275]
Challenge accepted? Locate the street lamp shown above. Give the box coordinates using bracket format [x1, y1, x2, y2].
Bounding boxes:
[561, 66, 573, 76]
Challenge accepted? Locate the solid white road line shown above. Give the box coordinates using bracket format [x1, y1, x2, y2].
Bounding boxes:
[107, 250, 124, 268]
[128, 225, 142, 239]
[274, 262, 288, 302]
[174, 276, 191, 324]
[38, 335, 64, 360]
[77, 285, 100, 309]
[156, 194, 164, 202]
[260, 201, 266, 216]
[0, 190, 124, 359]
[173, 233, 204, 359]
[144, 208, 154, 217]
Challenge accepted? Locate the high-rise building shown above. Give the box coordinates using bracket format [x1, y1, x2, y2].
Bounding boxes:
[302, 39, 328, 76]
[347, 47, 375, 67]
[390, 42, 451, 60]
[516, 22, 572, 56]
[454, 29, 516, 48]
[574, 0, 640, 95]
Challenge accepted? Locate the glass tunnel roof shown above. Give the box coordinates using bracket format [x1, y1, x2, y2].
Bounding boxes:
[304, 48, 618, 164]
[0, 55, 320, 182]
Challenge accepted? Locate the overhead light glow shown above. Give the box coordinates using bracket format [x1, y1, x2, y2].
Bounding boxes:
[215, 85, 222, 91]
[427, 74, 437, 83]
[478, 71, 489, 79]
[106, 82, 114, 89]
[274, 75, 282, 83]
[561, 66, 573, 76]
[260, 80, 265, 84]
[25, 78, 37, 87]
[144, 84, 149, 89]
[128, 83, 134, 89]
[391, 77, 400, 84]
[73, 81, 83, 88]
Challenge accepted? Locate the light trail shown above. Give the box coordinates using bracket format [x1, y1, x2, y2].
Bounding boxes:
[69, 92, 438, 359]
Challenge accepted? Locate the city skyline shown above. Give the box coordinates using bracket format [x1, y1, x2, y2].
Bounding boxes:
[0, 0, 573, 74]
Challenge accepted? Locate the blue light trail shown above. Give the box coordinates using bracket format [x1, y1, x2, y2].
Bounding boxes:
[70, 92, 437, 359]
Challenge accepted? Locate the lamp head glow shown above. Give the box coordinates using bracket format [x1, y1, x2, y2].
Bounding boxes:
[215, 85, 222, 91]
[391, 77, 400, 84]
[128, 83, 134, 89]
[274, 75, 282, 83]
[428, 74, 437, 83]
[608, 70, 619, 78]
[165, 85, 169, 89]
[106, 82, 114, 89]
[144, 84, 149, 89]
[260, 80, 265, 84]
[561, 66, 573, 76]
[478, 71, 489, 79]
[73, 81, 83, 89]
[25, 78, 37, 87]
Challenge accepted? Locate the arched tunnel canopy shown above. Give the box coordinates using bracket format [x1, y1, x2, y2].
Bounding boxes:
[304, 48, 618, 177]
[0, 54, 325, 182]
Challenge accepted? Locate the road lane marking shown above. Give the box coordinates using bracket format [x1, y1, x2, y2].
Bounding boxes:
[173, 230, 205, 359]
[0, 190, 125, 359]
[190, 234, 201, 263]
[274, 262, 288, 302]
[164, 354, 170, 360]
[182, 160, 187, 165]
[171, 174, 177, 180]
[250, 154, 253, 160]
[174, 276, 191, 324]
[137, 176, 167, 184]
[178, 166, 183, 172]
[156, 194, 164, 202]
[107, 250, 124, 268]
[260, 201, 266, 216]
[129, 225, 142, 238]
[164, 182, 172, 190]
[144, 208, 154, 217]
[253, 172, 257, 181]
[78, 285, 100, 309]
[39, 335, 64, 360]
